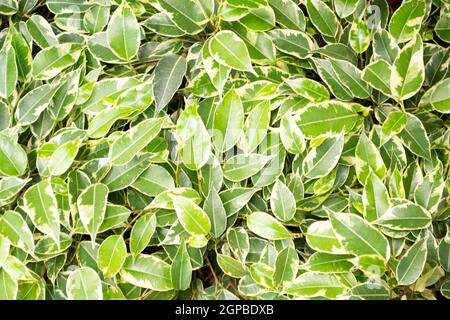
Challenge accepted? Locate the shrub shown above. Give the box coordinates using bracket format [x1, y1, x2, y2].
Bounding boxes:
[0, 0, 449, 300]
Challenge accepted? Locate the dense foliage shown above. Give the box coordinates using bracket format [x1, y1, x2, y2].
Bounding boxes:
[0, 0, 449, 300]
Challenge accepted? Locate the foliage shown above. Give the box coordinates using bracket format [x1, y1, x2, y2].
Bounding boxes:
[0, 0, 449, 300]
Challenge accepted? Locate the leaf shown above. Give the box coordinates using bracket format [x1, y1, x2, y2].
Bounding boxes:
[396, 237, 427, 285]
[143, 12, 185, 37]
[170, 241, 192, 290]
[349, 21, 370, 54]
[31, 43, 82, 80]
[77, 183, 109, 244]
[0, 269, 17, 300]
[375, 201, 432, 230]
[107, 2, 140, 61]
[240, 100, 271, 153]
[306, 0, 340, 38]
[223, 153, 271, 182]
[328, 210, 391, 261]
[389, 0, 426, 43]
[153, 54, 187, 112]
[0, 133, 28, 177]
[220, 187, 259, 216]
[361, 59, 391, 96]
[362, 173, 391, 222]
[420, 78, 450, 113]
[390, 34, 424, 101]
[284, 77, 329, 102]
[372, 29, 399, 64]
[171, 195, 211, 235]
[212, 88, 244, 152]
[247, 211, 291, 240]
[268, 0, 305, 31]
[355, 132, 387, 185]
[435, 13, 450, 43]
[66, 267, 103, 300]
[279, 115, 306, 154]
[268, 29, 315, 59]
[333, 0, 359, 18]
[381, 111, 408, 138]
[208, 31, 254, 72]
[97, 235, 127, 278]
[157, 0, 206, 34]
[217, 254, 247, 278]
[270, 179, 296, 222]
[203, 187, 227, 238]
[26, 15, 58, 49]
[330, 59, 371, 99]
[0, 41, 17, 100]
[295, 101, 359, 138]
[48, 139, 82, 176]
[0, 210, 35, 254]
[120, 254, 173, 291]
[273, 246, 298, 286]
[23, 180, 60, 245]
[110, 117, 165, 165]
[102, 153, 152, 192]
[15, 84, 59, 126]
[286, 272, 347, 298]
[397, 113, 431, 160]
[131, 164, 175, 197]
[130, 213, 157, 255]
[306, 220, 346, 254]
[303, 133, 344, 179]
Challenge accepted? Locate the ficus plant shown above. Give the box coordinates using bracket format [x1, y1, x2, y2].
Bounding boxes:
[0, 0, 449, 301]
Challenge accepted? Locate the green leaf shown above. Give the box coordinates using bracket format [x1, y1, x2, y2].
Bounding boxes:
[397, 113, 431, 160]
[131, 164, 175, 197]
[212, 88, 244, 152]
[223, 153, 271, 182]
[349, 21, 370, 54]
[268, 0, 305, 31]
[389, 0, 426, 43]
[15, 84, 59, 126]
[270, 178, 296, 222]
[306, 220, 346, 254]
[273, 246, 298, 286]
[396, 237, 427, 285]
[391, 34, 424, 101]
[26, 15, 58, 49]
[284, 77, 329, 102]
[381, 111, 408, 138]
[97, 235, 127, 278]
[171, 195, 211, 236]
[120, 254, 173, 291]
[77, 183, 109, 244]
[157, 0, 206, 34]
[286, 272, 347, 298]
[420, 78, 450, 113]
[306, 0, 340, 38]
[247, 211, 291, 240]
[107, 1, 140, 61]
[372, 29, 399, 64]
[170, 241, 192, 290]
[31, 43, 82, 80]
[0, 269, 17, 300]
[296, 101, 359, 138]
[330, 59, 371, 99]
[0, 210, 35, 254]
[355, 132, 386, 185]
[333, 0, 359, 18]
[23, 180, 60, 245]
[303, 133, 344, 179]
[203, 187, 227, 238]
[130, 213, 156, 255]
[435, 13, 450, 43]
[48, 139, 82, 176]
[143, 12, 185, 37]
[268, 29, 315, 59]
[328, 210, 390, 261]
[153, 54, 187, 112]
[375, 201, 432, 230]
[279, 115, 306, 154]
[0, 41, 17, 100]
[110, 117, 165, 166]
[305, 252, 353, 273]
[217, 254, 247, 278]
[240, 100, 271, 153]
[67, 267, 103, 300]
[0, 133, 28, 177]
[362, 173, 391, 222]
[208, 31, 254, 72]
